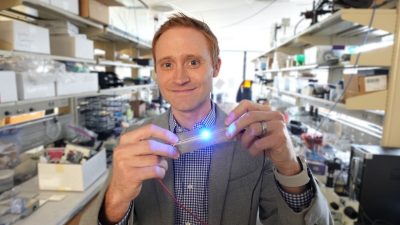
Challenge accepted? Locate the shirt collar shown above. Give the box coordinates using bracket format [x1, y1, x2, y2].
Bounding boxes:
[168, 101, 216, 133]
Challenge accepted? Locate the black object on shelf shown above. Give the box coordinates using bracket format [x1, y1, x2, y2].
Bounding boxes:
[325, 157, 341, 188]
[288, 120, 308, 135]
[132, 58, 153, 66]
[236, 80, 253, 102]
[123, 77, 151, 85]
[98, 72, 124, 89]
[348, 145, 400, 225]
[301, 0, 373, 25]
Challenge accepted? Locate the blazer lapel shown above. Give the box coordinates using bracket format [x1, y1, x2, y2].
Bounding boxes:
[208, 106, 235, 225]
[152, 113, 175, 225]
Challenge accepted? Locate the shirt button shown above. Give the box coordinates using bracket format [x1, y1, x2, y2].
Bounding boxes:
[187, 184, 193, 190]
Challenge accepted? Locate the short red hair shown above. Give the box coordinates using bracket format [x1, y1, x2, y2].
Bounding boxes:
[152, 13, 220, 67]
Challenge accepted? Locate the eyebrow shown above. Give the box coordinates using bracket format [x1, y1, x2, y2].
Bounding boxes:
[157, 54, 203, 62]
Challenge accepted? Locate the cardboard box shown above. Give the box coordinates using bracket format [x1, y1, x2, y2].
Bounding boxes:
[15, 72, 56, 100]
[130, 100, 146, 118]
[80, 0, 109, 25]
[344, 74, 387, 98]
[0, 20, 50, 54]
[38, 20, 79, 35]
[0, 71, 18, 103]
[50, 35, 94, 59]
[50, 0, 79, 15]
[5, 111, 45, 125]
[56, 72, 98, 96]
[38, 149, 106, 191]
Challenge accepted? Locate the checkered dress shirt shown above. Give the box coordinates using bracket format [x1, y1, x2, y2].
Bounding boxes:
[99, 102, 314, 225]
[169, 103, 216, 225]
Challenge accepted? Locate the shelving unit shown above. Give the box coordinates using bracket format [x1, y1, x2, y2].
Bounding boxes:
[266, 87, 384, 126]
[256, 7, 400, 147]
[257, 9, 395, 57]
[0, 50, 97, 64]
[0, 0, 157, 121]
[0, 0, 152, 58]
[97, 59, 143, 68]
[0, 0, 103, 29]
[0, 84, 156, 120]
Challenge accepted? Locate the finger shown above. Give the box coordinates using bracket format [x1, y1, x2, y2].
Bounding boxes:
[120, 124, 178, 145]
[134, 166, 167, 181]
[115, 140, 180, 159]
[129, 155, 161, 167]
[239, 122, 262, 148]
[248, 130, 288, 156]
[225, 100, 270, 126]
[159, 158, 168, 170]
[226, 111, 283, 138]
[117, 155, 165, 168]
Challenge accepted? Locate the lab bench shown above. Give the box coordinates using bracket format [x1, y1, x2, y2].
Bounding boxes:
[12, 170, 108, 225]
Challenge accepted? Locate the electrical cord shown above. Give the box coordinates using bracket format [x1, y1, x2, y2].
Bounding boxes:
[157, 179, 208, 225]
[247, 153, 267, 225]
[220, 0, 278, 29]
[293, 18, 305, 36]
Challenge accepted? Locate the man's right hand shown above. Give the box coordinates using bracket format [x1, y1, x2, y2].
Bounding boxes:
[104, 124, 180, 222]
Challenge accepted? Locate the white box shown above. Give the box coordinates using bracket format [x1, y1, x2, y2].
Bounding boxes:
[0, 71, 18, 103]
[304, 46, 332, 65]
[38, 20, 79, 35]
[15, 72, 55, 100]
[363, 75, 387, 92]
[50, 0, 79, 15]
[50, 35, 94, 59]
[38, 150, 106, 191]
[0, 20, 50, 54]
[56, 72, 98, 96]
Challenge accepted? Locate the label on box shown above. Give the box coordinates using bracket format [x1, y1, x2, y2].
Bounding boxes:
[363, 75, 387, 92]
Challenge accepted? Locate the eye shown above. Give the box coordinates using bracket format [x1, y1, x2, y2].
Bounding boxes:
[161, 62, 173, 70]
[186, 59, 200, 68]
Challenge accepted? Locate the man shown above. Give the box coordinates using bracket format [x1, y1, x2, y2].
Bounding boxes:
[81, 13, 332, 225]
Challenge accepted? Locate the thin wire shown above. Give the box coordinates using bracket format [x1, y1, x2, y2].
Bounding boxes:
[314, 4, 377, 133]
[248, 154, 267, 225]
[293, 18, 305, 36]
[157, 179, 209, 225]
[220, 0, 278, 29]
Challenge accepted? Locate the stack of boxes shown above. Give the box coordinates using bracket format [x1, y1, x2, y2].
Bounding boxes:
[38, 20, 94, 59]
[343, 69, 388, 99]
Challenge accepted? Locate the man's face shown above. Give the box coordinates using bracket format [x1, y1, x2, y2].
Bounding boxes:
[154, 27, 220, 113]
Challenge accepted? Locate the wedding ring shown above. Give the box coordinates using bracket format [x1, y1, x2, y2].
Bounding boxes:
[260, 121, 268, 137]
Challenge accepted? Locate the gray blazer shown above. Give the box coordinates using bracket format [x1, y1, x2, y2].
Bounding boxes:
[80, 105, 333, 225]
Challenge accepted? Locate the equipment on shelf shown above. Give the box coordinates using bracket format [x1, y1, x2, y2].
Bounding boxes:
[301, 0, 374, 25]
[287, 120, 308, 135]
[348, 145, 400, 225]
[236, 80, 253, 102]
[79, 96, 129, 140]
[97, 71, 124, 89]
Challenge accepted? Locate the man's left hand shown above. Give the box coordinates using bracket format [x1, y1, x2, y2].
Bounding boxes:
[225, 100, 301, 177]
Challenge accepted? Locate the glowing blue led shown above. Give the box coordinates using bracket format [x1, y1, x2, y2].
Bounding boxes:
[227, 124, 236, 136]
[200, 129, 211, 140]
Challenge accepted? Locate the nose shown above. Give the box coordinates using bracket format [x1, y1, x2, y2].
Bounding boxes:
[173, 64, 190, 85]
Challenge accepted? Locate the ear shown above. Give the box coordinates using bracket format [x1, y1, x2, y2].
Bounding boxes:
[212, 58, 222, 78]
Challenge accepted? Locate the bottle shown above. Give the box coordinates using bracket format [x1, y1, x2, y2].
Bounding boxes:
[334, 168, 348, 196]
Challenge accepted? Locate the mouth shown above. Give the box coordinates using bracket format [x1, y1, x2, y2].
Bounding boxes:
[171, 88, 196, 93]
